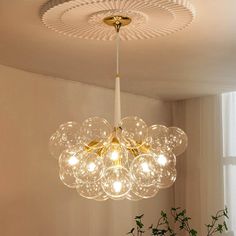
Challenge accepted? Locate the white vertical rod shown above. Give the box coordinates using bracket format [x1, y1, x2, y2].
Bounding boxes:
[114, 30, 121, 127]
[114, 76, 121, 127]
[116, 29, 120, 76]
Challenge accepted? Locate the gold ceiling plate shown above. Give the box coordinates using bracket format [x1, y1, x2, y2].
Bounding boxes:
[103, 15, 132, 27]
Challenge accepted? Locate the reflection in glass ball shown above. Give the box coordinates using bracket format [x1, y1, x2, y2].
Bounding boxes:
[101, 140, 128, 168]
[102, 166, 131, 199]
[80, 117, 112, 149]
[59, 148, 82, 173]
[75, 152, 104, 183]
[117, 116, 148, 148]
[131, 183, 159, 199]
[154, 151, 176, 169]
[168, 127, 188, 156]
[130, 154, 159, 187]
[147, 125, 169, 152]
[76, 180, 104, 199]
[156, 167, 177, 189]
[59, 167, 78, 188]
[49, 121, 80, 159]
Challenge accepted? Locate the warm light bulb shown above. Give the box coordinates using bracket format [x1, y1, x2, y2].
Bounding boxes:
[131, 154, 159, 186]
[113, 181, 122, 193]
[75, 152, 104, 183]
[101, 142, 128, 168]
[141, 162, 150, 173]
[59, 149, 82, 172]
[156, 154, 167, 167]
[87, 162, 96, 172]
[110, 150, 119, 161]
[102, 166, 131, 198]
[68, 155, 79, 166]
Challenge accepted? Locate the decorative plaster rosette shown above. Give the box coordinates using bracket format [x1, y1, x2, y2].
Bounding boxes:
[40, 0, 195, 40]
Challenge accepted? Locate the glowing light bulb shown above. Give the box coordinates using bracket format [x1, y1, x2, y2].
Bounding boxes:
[110, 150, 119, 161]
[141, 162, 150, 173]
[156, 154, 167, 167]
[87, 162, 96, 172]
[102, 142, 128, 167]
[113, 181, 122, 193]
[131, 154, 159, 186]
[59, 149, 82, 172]
[68, 155, 79, 166]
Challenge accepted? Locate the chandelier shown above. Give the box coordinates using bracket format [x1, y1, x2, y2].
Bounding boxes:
[49, 16, 188, 201]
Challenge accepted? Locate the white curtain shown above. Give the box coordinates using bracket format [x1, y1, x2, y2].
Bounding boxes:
[173, 95, 225, 235]
[222, 92, 236, 235]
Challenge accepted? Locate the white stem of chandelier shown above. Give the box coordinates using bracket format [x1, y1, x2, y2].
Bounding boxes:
[114, 31, 121, 127]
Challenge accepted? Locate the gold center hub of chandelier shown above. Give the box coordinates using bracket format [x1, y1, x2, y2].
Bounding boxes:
[103, 15, 132, 28]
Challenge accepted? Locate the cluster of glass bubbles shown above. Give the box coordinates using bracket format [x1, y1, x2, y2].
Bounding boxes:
[49, 116, 187, 201]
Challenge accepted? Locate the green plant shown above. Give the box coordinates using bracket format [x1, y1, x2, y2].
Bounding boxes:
[127, 207, 228, 236]
[205, 208, 229, 236]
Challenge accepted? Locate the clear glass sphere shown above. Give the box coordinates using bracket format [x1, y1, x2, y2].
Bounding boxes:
[154, 151, 176, 169]
[156, 167, 177, 189]
[168, 127, 188, 156]
[59, 148, 82, 173]
[80, 117, 112, 149]
[131, 183, 159, 199]
[101, 166, 131, 199]
[59, 167, 78, 188]
[130, 154, 159, 187]
[75, 152, 104, 183]
[76, 180, 104, 199]
[147, 125, 169, 152]
[117, 116, 148, 148]
[49, 121, 80, 159]
[101, 140, 128, 168]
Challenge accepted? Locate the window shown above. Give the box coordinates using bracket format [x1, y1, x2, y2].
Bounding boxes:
[222, 92, 236, 234]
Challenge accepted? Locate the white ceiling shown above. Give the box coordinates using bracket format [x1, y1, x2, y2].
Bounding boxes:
[0, 0, 236, 100]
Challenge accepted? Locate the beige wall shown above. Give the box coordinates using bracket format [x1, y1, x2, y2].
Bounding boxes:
[173, 96, 224, 235]
[0, 65, 174, 236]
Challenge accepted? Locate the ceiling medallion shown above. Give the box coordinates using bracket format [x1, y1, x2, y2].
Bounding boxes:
[48, 11, 190, 200]
[40, 0, 195, 40]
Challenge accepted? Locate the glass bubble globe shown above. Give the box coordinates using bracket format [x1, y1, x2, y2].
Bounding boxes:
[156, 167, 177, 189]
[102, 166, 131, 199]
[154, 151, 176, 169]
[59, 148, 82, 173]
[80, 117, 112, 149]
[168, 127, 188, 156]
[59, 167, 78, 188]
[130, 153, 159, 187]
[75, 152, 104, 183]
[147, 125, 170, 152]
[117, 116, 148, 148]
[76, 180, 104, 199]
[49, 121, 80, 159]
[101, 139, 128, 168]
